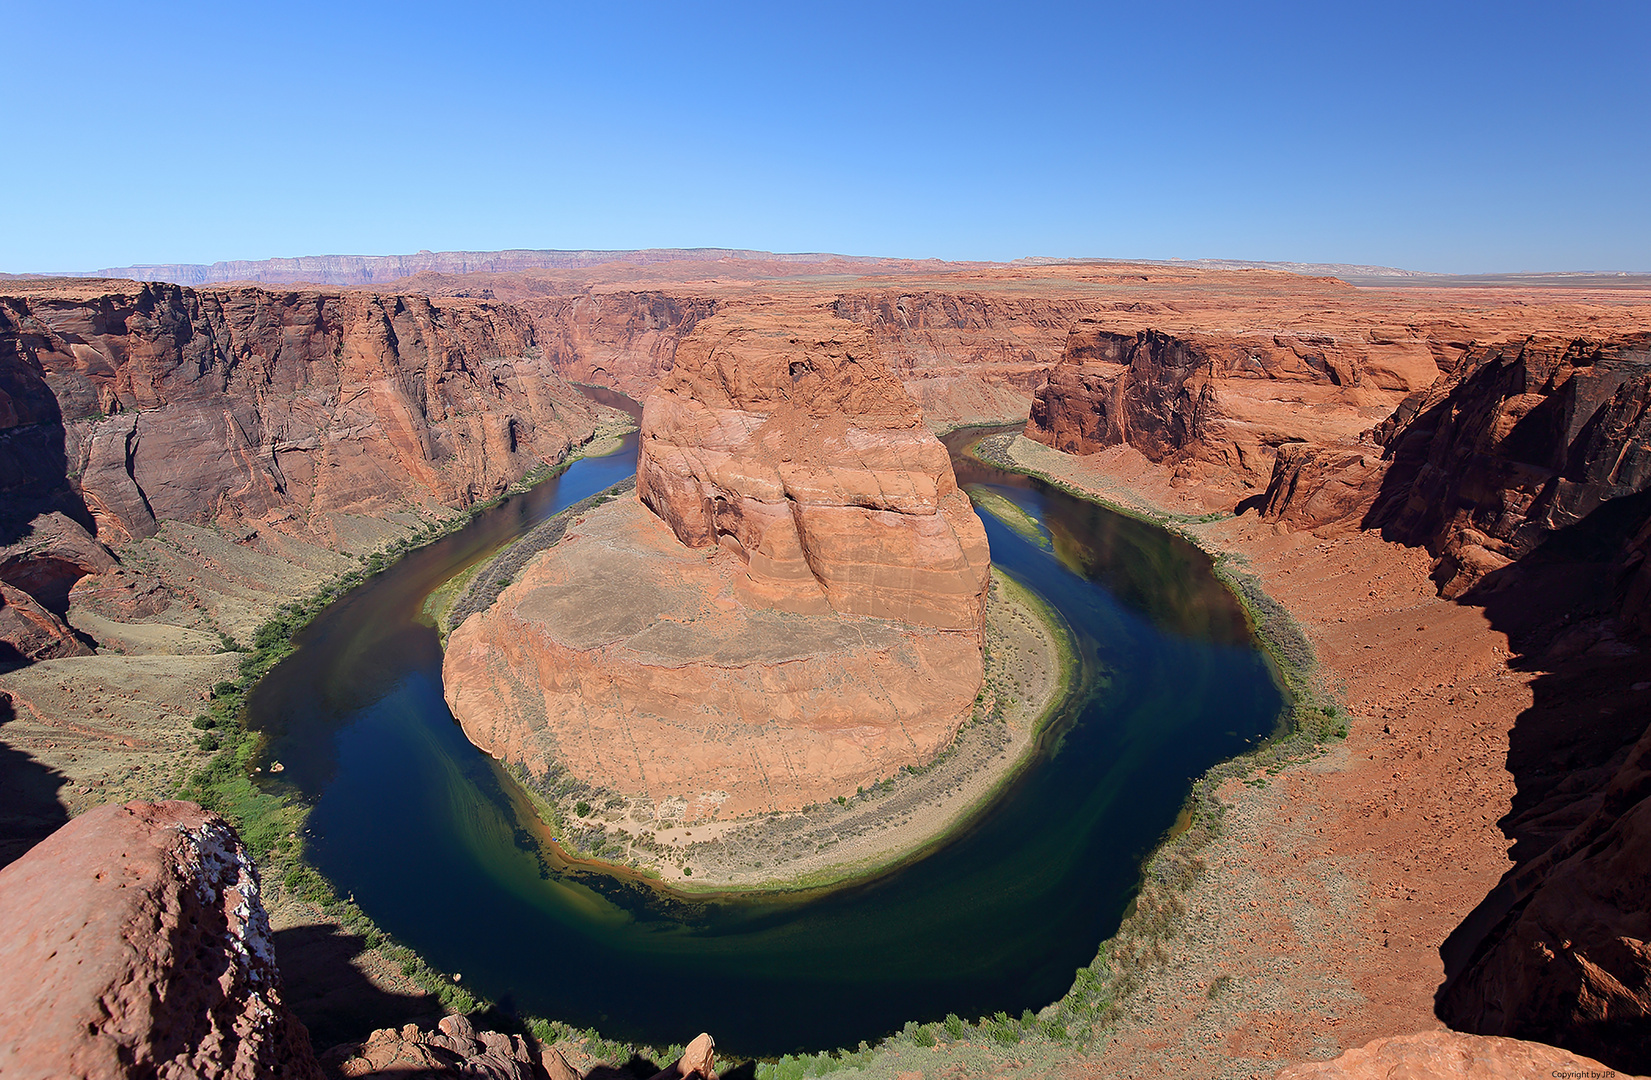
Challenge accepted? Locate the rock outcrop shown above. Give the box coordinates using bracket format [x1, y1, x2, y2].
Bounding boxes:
[0, 800, 322, 1079]
[637, 310, 990, 633]
[323, 1014, 549, 1079]
[322, 1021, 716, 1080]
[447, 310, 988, 820]
[0, 581, 92, 663]
[1025, 323, 1424, 491]
[1273, 1031, 1622, 1080]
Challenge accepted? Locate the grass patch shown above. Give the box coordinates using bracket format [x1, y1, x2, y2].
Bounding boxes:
[967, 487, 1052, 549]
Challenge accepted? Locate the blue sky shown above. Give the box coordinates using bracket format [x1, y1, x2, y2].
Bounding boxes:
[5, 1, 1647, 273]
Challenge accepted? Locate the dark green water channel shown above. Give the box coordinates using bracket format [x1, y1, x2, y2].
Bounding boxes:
[248, 427, 1283, 1056]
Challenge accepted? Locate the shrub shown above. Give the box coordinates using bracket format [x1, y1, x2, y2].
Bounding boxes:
[191, 714, 217, 730]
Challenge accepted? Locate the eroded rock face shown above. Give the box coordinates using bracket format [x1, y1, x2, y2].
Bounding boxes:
[1438, 723, 1651, 1074]
[1365, 334, 1651, 597]
[1, 280, 600, 547]
[444, 499, 983, 819]
[1273, 1031, 1620, 1080]
[1257, 334, 1651, 592]
[0, 800, 322, 1080]
[1025, 323, 1413, 490]
[637, 310, 989, 633]
[0, 581, 92, 663]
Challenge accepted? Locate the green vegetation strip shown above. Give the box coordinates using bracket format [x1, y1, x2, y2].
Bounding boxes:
[967, 487, 1052, 549]
[443, 475, 637, 638]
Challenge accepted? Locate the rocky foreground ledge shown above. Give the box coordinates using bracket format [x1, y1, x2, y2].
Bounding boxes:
[0, 800, 719, 1080]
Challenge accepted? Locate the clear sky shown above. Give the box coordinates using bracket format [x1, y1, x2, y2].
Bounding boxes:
[5, 1, 1647, 273]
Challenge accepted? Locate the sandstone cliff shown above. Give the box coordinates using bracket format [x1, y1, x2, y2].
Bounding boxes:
[1435, 717, 1651, 1073]
[1248, 332, 1651, 1069]
[637, 310, 990, 632]
[0, 278, 600, 662]
[520, 291, 716, 399]
[1024, 322, 1435, 491]
[0, 800, 323, 1079]
[3, 281, 598, 541]
[1255, 334, 1651, 596]
[1366, 335, 1651, 595]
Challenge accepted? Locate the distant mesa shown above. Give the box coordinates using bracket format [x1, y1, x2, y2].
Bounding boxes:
[27, 248, 973, 289]
[443, 309, 989, 820]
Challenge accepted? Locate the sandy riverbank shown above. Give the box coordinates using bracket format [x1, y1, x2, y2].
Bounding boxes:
[605, 567, 1073, 890]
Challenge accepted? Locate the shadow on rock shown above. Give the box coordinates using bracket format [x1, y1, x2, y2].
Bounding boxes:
[274, 923, 448, 1052]
[0, 691, 68, 869]
[1433, 491, 1651, 1074]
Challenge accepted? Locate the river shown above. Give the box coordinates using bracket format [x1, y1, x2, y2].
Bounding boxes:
[247, 426, 1283, 1056]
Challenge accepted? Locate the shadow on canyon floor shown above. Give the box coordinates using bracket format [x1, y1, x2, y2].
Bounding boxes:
[273, 924, 451, 1051]
[1432, 488, 1651, 1070]
[0, 692, 69, 870]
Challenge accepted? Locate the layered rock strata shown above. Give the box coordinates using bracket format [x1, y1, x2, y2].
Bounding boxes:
[636, 310, 990, 632]
[1024, 323, 1427, 491]
[0, 278, 600, 665]
[447, 311, 988, 820]
[0, 800, 323, 1079]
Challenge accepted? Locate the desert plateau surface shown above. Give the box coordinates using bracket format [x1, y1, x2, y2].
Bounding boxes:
[2, 251, 1648, 1078]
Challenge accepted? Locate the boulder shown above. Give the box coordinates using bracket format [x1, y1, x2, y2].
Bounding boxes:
[1257, 443, 1386, 533]
[1274, 1031, 1623, 1079]
[649, 1032, 717, 1080]
[0, 580, 93, 663]
[0, 800, 323, 1079]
